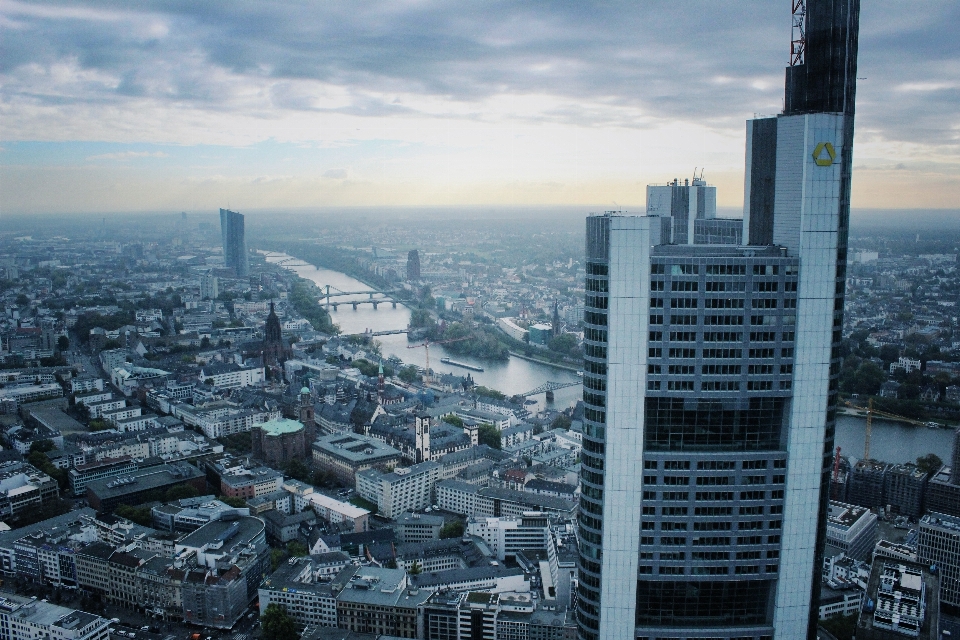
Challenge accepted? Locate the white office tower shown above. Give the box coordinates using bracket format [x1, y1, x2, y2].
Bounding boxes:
[646, 178, 727, 245]
[575, 1, 859, 638]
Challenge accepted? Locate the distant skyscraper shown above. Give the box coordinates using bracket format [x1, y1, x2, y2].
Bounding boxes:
[576, 1, 859, 639]
[407, 249, 421, 281]
[219, 208, 249, 277]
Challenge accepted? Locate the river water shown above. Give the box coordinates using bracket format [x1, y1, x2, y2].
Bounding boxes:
[266, 252, 954, 465]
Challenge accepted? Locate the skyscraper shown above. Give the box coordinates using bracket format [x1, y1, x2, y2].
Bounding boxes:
[576, 1, 859, 638]
[407, 249, 421, 281]
[219, 208, 249, 277]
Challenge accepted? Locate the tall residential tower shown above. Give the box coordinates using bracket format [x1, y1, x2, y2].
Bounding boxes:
[576, 1, 859, 639]
[219, 208, 249, 278]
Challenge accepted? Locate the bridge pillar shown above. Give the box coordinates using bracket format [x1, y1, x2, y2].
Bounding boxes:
[352, 302, 358, 310]
[369, 292, 374, 299]
[332, 303, 338, 311]
[372, 301, 379, 309]
[392, 301, 397, 308]
[546, 390, 555, 402]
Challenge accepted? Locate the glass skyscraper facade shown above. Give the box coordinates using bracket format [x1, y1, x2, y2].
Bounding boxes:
[219, 208, 249, 278]
[576, 1, 859, 638]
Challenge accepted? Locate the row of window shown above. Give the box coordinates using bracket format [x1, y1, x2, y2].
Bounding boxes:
[650, 347, 794, 359]
[638, 564, 780, 575]
[651, 280, 797, 293]
[649, 263, 797, 277]
[648, 380, 793, 392]
[642, 489, 785, 501]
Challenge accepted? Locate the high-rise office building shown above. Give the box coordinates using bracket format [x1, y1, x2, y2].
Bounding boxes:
[576, 1, 859, 638]
[219, 208, 249, 277]
[407, 249, 421, 281]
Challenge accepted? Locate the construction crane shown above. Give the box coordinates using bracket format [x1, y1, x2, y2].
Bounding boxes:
[407, 336, 469, 385]
[843, 397, 928, 461]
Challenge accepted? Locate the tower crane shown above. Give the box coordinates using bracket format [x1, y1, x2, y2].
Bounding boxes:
[407, 336, 469, 385]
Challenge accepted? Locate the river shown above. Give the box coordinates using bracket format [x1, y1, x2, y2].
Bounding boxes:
[266, 252, 953, 465]
[264, 253, 583, 409]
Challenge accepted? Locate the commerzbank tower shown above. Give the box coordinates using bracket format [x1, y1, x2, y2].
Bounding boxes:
[575, 0, 860, 638]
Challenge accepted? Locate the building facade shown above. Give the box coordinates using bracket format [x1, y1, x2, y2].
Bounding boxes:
[576, 1, 860, 637]
[219, 208, 249, 278]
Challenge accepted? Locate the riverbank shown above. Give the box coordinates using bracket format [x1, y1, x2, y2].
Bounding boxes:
[838, 405, 957, 430]
[508, 351, 582, 373]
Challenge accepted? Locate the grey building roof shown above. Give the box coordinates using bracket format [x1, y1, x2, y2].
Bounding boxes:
[312, 433, 401, 464]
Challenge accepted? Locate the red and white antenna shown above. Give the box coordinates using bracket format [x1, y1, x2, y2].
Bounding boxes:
[790, 0, 806, 66]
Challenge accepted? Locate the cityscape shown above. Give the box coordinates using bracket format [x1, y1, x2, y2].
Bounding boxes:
[0, 2, 958, 640]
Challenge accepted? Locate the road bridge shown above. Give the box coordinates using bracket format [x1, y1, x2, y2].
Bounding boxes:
[519, 380, 581, 401]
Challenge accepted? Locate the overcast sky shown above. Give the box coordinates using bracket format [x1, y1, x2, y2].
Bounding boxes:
[1, 0, 958, 215]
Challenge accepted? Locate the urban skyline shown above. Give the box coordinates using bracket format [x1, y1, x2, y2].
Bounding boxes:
[0, 2, 958, 214]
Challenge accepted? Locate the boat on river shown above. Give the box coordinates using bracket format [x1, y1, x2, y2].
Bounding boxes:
[440, 357, 484, 372]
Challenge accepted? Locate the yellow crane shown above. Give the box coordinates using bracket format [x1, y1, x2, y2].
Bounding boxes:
[407, 336, 469, 385]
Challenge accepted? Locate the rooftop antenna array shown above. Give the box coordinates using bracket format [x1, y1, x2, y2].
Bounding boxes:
[791, 0, 806, 66]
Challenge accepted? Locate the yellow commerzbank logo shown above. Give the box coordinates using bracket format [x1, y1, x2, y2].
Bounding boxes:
[812, 142, 836, 166]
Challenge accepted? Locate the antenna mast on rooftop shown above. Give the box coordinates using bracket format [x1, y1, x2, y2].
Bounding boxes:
[791, 0, 806, 66]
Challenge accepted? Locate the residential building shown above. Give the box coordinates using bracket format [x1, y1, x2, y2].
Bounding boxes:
[198, 363, 265, 389]
[355, 460, 440, 519]
[333, 565, 432, 639]
[393, 512, 444, 543]
[304, 492, 370, 533]
[437, 480, 576, 519]
[884, 463, 928, 518]
[825, 501, 878, 561]
[0, 592, 110, 640]
[467, 513, 551, 561]
[174, 516, 270, 629]
[919, 512, 960, 614]
[258, 555, 349, 629]
[855, 560, 938, 639]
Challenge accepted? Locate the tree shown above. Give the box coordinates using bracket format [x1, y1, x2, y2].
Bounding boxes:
[409, 561, 422, 575]
[442, 414, 464, 428]
[851, 361, 885, 396]
[550, 414, 572, 430]
[261, 603, 297, 640]
[285, 459, 310, 482]
[115, 504, 153, 527]
[270, 548, 285, 572]
[88, 419, 110, 432]
[398, 365, 420, 384]
[219, 496, 248, 508]
[56, 336, 69, 352]
[917, 453, 944, 476]
[439, 521, 465, 539]
[286, 541, 308, 557]
[165, 483, 200, 502]
[478, 424, 501, 450]
[547, 333, 580, 357]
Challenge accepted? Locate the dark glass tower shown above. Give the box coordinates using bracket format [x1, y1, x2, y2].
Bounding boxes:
[219, 208, 249, 278]
[576, 2, 859, 639]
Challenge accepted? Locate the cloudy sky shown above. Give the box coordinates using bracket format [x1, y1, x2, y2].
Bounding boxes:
[1, 0, 958, 215]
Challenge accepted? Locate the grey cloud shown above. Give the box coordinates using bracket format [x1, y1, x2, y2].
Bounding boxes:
[1, 0, 957, 149]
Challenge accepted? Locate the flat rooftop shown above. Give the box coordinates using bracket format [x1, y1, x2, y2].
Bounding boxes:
[86, 463, 202, 500]
[313, 433, 400, 464]
[827, 501, 872, 529]
[177, 515, 265, 550]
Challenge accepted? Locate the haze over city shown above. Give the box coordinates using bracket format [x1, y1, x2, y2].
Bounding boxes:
[1, 0, 959, 215]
